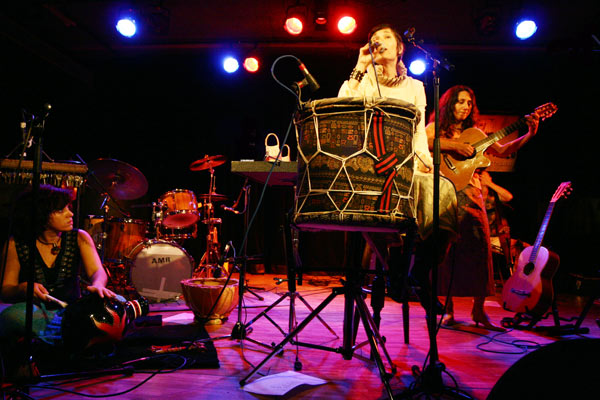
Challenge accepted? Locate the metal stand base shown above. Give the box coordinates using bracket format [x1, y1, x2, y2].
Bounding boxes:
[239, 273, 397, 399]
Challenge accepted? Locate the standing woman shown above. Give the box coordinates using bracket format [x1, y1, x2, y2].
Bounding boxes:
[1, 184, 115, 342]
[338, 22, 433, 172]
[338, 23, 458, 314]
[426, 85, 539, 330]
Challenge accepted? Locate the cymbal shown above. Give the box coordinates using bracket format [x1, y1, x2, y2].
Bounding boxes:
[197, 193, 228, 202]
[89, 158, 148, 201]
[189, 155, 226, 171]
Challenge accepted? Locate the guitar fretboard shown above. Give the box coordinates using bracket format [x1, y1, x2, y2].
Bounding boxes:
[474, 119, 528, 152]
[529, 201, 556, 263]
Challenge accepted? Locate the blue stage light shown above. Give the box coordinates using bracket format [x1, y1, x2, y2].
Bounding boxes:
[223, 57, 240, 73]
[515, 19, 537, 40]
[116, 17, 137, 38]
[409, 59, 426, 76]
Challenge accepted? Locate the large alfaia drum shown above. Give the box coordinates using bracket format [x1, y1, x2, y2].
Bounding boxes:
[293, 97, 419, 231]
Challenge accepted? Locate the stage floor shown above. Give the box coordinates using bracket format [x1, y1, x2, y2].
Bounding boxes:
[15, 273, 600, 399]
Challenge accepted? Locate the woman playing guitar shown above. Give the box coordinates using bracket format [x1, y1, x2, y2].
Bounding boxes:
[425, 85, 540, 331]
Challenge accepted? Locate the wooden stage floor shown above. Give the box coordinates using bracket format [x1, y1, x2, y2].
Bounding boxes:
[18, 273, 600, 400]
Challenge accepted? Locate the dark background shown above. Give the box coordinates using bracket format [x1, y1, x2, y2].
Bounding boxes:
[1, 1, 599, 288]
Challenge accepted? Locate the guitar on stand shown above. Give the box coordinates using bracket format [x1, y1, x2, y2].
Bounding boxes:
[441, 103, 557, 191]
[501, 181, 572, 328]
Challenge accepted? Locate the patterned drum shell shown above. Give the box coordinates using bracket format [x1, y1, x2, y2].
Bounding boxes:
[294, 97, 420, 230]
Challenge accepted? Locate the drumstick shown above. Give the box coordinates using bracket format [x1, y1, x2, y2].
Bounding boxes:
[45, 294, 68, 308]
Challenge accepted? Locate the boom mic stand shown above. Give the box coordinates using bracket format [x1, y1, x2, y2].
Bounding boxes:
[395, 30, 471, 399]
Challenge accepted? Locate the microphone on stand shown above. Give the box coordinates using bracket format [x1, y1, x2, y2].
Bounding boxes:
[296, 59, 320, 92]
[221, 204, 240, 214]
[404, 27, 416, 40]
[369, 41, 387, 53]
[218, 242, 232, 267]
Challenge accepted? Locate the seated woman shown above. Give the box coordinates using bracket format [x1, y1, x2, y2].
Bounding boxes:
[0, 184, 115, 346]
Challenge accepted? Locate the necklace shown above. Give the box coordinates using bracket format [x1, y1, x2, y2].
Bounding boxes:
[38, 237, 61, 255]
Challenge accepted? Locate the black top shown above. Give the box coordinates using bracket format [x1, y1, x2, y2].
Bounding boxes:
[16, 230, 82, 308]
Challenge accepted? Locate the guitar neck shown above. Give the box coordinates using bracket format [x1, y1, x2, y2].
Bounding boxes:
[529, 201, 556, 262]
[474, 118, 528, 152]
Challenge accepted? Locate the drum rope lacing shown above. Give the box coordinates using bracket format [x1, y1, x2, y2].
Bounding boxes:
[295, 98, 419, 223]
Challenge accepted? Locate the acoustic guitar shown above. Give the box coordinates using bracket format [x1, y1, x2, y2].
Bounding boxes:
[440, 103, 558, 191]
[501, 181, 572, 316]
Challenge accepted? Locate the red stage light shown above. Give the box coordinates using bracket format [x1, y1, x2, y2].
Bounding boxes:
[337, 16, 356, 34]
[244, 57, 260, 73]
[284, 17, 304, 35]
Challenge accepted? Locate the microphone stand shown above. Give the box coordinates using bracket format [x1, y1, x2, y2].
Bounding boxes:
[396, 33, 470, 399]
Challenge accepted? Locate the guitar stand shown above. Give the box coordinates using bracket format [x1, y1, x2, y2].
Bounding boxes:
[502, 273, 599, 336]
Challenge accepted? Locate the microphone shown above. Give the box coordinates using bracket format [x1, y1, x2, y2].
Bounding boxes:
[297, 60, 320, 92]
[369, 41, 387, 53]
[218, 242, 231, 267]
[221, 204, 240, 214]
[404, 27, 416, 40]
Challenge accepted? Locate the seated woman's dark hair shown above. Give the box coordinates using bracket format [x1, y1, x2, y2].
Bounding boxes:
[12, 185, 73, 241]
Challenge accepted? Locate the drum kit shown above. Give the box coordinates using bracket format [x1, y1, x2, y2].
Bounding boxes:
[86, 155, 230, 302]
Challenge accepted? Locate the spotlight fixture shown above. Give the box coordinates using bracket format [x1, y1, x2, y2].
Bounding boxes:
[515, 19, 537, 40]
[337, 15, 356, 35]
[408, 59, 426, 75]
[314, 0, 328, 26]
[223, 57, 240, 73]
[284, 3, 308, 35]
[243, 57, 260, 73]
[115, 9, 138, 38]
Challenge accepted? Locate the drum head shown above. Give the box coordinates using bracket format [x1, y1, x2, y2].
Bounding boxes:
[130, 240, 193, 302]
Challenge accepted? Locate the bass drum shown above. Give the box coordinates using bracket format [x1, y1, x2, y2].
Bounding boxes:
[129, 240, 194, 302]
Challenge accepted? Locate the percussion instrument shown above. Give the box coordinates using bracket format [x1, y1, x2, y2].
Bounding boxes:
[62, 295, 149, 353]
[189, 155, 226, 171]
[0, 159, 87, 188]
[181, 277, 239, 324]
[129, 240, 194, 302]
[158, 189, 199, 228]
[293, 97, 419, 230]
[104, 217, 148, 263]
[88, 158, 148, 200]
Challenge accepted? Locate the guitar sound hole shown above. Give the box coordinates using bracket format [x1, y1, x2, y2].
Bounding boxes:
[523, 262, 535, 275]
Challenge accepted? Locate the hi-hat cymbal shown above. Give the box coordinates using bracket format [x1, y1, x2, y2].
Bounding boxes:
[189, 155, 226, 171]
[197, 193, 228, 202]
[89, 158, 148, 201]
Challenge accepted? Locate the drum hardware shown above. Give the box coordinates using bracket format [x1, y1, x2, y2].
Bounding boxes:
[190, 155, 229, 278]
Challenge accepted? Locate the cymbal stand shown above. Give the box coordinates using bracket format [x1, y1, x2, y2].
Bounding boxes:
[195, 165, 225, 278]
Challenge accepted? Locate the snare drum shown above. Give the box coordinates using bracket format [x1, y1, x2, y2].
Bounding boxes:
[158, 189, 199, 228]
[105, 217, 148, 263]
[294, 97, 419, 230]
[129, 240, 194, 302]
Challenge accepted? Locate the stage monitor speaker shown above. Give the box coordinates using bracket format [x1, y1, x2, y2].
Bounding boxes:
[487, 338, 600, 399]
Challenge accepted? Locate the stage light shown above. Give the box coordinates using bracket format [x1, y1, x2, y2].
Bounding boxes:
[285, 17, 303, 35]
[337, 16, 356, 35]
[284, 4, 307, 35]
[223, 57, 239, 73]
[244, 57, 260, 73]
[515, 19, 537, 40]
[116, 16, 137, 38]
[408, 59, 426, 75]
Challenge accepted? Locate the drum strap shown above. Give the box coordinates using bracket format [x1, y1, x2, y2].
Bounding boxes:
[372, 111, 399, 212]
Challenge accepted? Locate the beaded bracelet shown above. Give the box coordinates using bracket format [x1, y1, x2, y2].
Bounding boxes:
[349, 68, 365, 82]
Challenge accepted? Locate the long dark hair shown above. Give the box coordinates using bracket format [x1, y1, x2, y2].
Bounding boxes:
[428, 85, 480, 138]
[12, 185, 73, 241]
